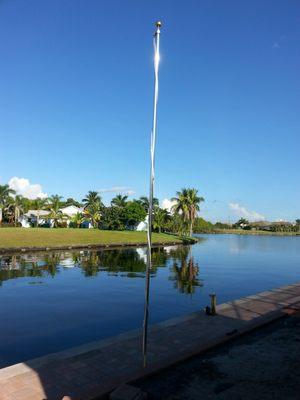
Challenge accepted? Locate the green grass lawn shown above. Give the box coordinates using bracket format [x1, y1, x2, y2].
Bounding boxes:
[0, 228, 182, 249]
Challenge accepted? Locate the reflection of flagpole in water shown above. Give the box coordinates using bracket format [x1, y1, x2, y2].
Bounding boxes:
[142, 21, 162, 368]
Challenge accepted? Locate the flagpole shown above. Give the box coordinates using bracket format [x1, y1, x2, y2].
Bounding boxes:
[142, 21, 162, 368]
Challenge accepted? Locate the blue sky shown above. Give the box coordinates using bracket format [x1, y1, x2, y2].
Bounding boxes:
[0, 0, 299, 222]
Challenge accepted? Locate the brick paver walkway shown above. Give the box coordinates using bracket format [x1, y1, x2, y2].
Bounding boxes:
[1, 282, 300, 400]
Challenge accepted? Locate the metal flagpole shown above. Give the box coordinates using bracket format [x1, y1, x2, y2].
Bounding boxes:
[142, 21, 162, 368]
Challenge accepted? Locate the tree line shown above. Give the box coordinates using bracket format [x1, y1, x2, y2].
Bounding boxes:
[0, 185, 204, 236]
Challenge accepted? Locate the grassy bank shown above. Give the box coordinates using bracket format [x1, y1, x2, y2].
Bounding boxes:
[212, 229, 300, 236]
[0, 228, 184, 250]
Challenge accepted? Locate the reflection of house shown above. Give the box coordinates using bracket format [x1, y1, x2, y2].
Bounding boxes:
[60, 258, 76, 268]
[165, 245, 180, 254]
[19, 206, 91, 228]
[136, 248, 147, 262]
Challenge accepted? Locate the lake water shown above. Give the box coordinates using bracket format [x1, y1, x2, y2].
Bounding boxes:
[0, 234, 299, 368]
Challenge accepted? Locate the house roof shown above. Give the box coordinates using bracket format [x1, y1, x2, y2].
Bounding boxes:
[250, 221, 271, 227]
[25, 210, 49, 217]
[271, 221, 292, 226]
[60, 205, 84, 216]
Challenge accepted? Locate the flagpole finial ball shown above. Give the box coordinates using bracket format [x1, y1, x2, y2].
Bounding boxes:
[155, 21, 162, 28]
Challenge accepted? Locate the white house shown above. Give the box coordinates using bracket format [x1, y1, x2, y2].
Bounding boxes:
[136, 216, 148, 231]
[20, 210, 50, 228]
[59, 205, 91, 227]
[19, 205, 93, 228]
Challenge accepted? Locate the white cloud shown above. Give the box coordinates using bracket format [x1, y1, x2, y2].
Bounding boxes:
[161, 198, 177, 213]
[229, 203, 265, 222]
[8, 177, 48, 200]
[98, 186, 135, 195]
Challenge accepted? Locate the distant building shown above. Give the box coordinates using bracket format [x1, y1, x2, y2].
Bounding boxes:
[249, 221, 272, 230]
[250, 220, 292, 231]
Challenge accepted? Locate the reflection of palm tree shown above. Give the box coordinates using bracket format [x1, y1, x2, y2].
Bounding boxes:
[168, 245, 190, 263]
[0, 252, 64, 284]
[43, 253, 61, 277]
[80, 252, 101, 276]
[170, 250, 202, 295]
[78, 248, 155, 278]
[151, 246, 168, 266]
[71, 252, 81, 266]
[100, 249, 148, 278]
[0, 246, 202, 293]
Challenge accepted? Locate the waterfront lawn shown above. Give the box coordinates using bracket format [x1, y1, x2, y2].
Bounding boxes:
[0, 228, 182, 249]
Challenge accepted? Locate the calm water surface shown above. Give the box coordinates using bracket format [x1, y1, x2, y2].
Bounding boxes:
[0, 234, 299, 367]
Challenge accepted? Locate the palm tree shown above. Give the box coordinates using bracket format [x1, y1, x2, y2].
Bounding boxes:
[0, 184, 15, 224]
[7, 195, 25, 226]
[47, 197, 66, 228]
[72, 212, 85, 228]
[172, 188, 204, 237]
[153, 208, 170, 233]
[49, 195, 63, 206]
[85, 202, 101, 228]
[82, 191, 102, 227]
[82, 191, 102, 208]
[32, 197, 49, 227]
[111, 194, 128, 208]
[139, 196, 159, 212]
[64, 198, 82, 208]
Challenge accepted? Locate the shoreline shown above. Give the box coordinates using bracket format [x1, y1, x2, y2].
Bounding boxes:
[0, 231, 198, 255]
[0, 228, 195, 254]
[195, 229, 300, 236]
[0, 239, 197, 255]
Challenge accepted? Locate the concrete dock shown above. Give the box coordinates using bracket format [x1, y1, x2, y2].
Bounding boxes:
[1, 282, 300, 400]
